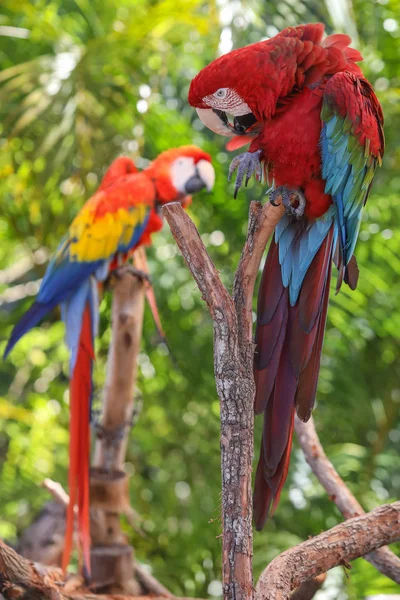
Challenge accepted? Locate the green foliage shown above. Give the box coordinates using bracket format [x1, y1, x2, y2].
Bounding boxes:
[0, 1, 399, 598]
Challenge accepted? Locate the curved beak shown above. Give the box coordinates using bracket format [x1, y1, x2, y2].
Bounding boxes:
[184, 159, 215, 194]
[196, 108, 233, 137]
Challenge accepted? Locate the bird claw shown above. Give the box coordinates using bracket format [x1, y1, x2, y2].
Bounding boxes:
[228, 150, 262, 198]
[113, 265, 152, 284]
[269, 186, 306, 219]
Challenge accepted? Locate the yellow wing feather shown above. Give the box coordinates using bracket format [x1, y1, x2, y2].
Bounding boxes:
[68, 180, 153, 263]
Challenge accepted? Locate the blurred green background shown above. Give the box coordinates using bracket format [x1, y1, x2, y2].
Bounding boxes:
[0, 1, 399, 598]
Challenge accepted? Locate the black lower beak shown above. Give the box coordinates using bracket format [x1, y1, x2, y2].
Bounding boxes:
[233, 113, 257, 134]
[185, 174, 206, 194]
[213, 108, 257, 135]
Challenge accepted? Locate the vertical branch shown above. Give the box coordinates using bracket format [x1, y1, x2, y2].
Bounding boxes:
[163, 202, 283, 600]
[233, 202, 285, 342]
[93, 267, 145, 470]
[90, 267, 145, 594]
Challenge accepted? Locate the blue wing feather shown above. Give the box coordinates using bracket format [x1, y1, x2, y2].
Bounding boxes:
[5, 207, 150, 358]
[320, 75, 382, 269]
[275, 207, 336, 306]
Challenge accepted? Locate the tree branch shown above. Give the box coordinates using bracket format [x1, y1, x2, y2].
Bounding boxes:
[256, 501, 400, 600]
[163, 202, 234, 320]
[1, 539, 202, 600]
[42, 478, 71, 508]
[90, 267, 146, 594]
[163, 201, 284, 600]
[93, 266, 145, 471]
[289, 574, 326, 600]
[294, 415, 400, 584]
[233, 201, 285, 342]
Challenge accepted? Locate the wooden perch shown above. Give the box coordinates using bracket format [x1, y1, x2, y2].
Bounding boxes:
[90, 266, 146, 594]
[256, 501, 400, 600]
[163, 201, 285, 600]
[165, 201, 400, 600]
[93, 265, 145, 471]
[0, 539, 205, 600]
[295, 415, 400, 584]
[289, 574, 326, 600]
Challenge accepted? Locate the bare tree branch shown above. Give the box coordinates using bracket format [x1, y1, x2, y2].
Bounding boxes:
[233, 201, 285, 342]
[93, 266, 145, 471]
[90, 267, 146, 594]
[295, 415, 400, 583]
[42, 478, 71, 508]
[163, 202, 234, 320]
[289, 574, 326, 600]
[133, 562, 173, 597]
[1, 539, 202, 600]
[163, 201, 284, 600]
[255, 501, 400, 600]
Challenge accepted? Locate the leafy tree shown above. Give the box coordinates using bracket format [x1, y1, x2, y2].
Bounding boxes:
[0, 1, 399, 597]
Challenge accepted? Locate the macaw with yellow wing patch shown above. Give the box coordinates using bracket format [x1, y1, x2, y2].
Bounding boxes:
[4, 146, 215, 573]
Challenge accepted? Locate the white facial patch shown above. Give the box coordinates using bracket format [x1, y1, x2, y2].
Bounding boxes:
[197, 159, 215, 191]
[171, 156, 196, 193]
[204, 88, 251, 117]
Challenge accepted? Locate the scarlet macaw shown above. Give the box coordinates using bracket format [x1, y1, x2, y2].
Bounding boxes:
[4, 146, 215, 571]
[188, 24, 384, 528]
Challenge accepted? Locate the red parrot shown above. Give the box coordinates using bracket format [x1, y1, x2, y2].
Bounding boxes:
[188, 24, 384, 528]
[4, 146, 214, 571]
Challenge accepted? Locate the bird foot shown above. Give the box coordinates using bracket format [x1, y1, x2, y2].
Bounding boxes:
[269, 186, 306, 219]
[113, 265, 152, 284]
[228, 150, 262, 198]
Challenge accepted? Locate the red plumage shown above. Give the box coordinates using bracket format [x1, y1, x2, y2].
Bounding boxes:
[254, 227, 334, 528]
[188, 23, 384, 527]
[63, 304, 93, 572]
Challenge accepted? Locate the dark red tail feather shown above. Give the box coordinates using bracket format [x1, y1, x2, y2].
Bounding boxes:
[253, 226, 335, 529]
[62, 305, 93, 573]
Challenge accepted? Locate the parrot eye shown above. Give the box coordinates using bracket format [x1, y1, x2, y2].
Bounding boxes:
[214, 88, 228, 99]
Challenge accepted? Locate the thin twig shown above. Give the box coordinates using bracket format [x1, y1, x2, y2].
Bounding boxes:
[42, 478, 70, 507]
[133, 562, 173, 597]
[256, 501, 400, 600]
[295, 415, 400, 584]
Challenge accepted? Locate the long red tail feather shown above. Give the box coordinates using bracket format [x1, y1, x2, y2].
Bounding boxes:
[253, 226, 335, 529]
[62, 305, 93, 573]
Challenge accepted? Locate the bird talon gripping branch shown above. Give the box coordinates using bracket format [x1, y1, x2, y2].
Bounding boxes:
[270, 186, 306, 218]
[228, 150, 262, 198]
[115, 265, 152, 284]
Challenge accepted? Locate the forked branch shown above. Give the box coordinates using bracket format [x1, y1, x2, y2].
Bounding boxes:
[163, 201, 284, 600]
[164, 201, 400, 600]
[295, 415, 400, 583]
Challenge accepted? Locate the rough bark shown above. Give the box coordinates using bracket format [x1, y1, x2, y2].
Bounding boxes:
[90, 267, 146, 594]
[93, 267, 145, 471]
[163, 201, 285, 600]
[294, 415, 400, 584]
[289, 574, 326, 600]
[256, 502, 400, 600]
[0, 539, 205, 600]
